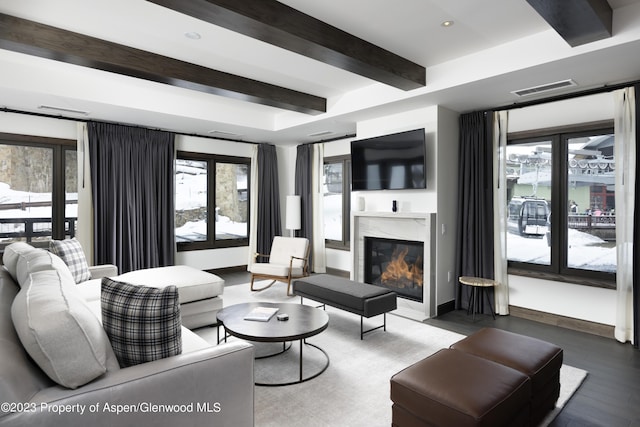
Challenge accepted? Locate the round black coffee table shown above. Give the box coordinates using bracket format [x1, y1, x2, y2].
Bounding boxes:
[216, 302, 329, 386]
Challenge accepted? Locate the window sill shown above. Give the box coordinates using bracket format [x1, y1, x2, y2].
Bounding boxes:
[507, 267, 615, 290]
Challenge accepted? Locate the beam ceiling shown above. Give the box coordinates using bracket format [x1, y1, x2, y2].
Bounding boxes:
[0, 13, 327, 115]
[526, 0, 612, 47]
[146, 0, 426, 91]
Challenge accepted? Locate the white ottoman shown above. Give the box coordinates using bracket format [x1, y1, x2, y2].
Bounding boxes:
[78, 265, 225, 330]
[116, 266, 225, 329]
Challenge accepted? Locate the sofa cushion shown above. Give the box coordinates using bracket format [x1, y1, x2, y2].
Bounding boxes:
[2, 241, 37, 282]
[11, 269, 109, 389]
[101, 277, 182, 368]
[49, 238, 91, 283]
[16, 248, 75, 287]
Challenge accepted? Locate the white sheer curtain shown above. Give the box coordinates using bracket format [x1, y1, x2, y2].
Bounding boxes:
[493, 111, 510, 315]
[312, 143, 326, 273]
[247, 144, 259, 268]
[76, 122, 94, 265]
[614, 87, 636, 344]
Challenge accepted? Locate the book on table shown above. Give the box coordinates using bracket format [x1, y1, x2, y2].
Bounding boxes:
[244, 306, 279, 322]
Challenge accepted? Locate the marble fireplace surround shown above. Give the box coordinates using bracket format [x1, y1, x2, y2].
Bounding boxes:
[351, 211, 436, 321]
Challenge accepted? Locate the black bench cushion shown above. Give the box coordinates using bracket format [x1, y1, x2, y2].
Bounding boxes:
[292, 274, 395, 315]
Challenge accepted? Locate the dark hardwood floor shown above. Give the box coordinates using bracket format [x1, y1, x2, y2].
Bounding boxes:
[215, 270, 640, 426]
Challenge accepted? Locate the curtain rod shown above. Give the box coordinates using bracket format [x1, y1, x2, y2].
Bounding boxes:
[0, 106, 262, 145]
[491, 78, 640, 113]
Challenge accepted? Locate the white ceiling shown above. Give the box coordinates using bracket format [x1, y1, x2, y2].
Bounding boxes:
[1, 0, 640, 145]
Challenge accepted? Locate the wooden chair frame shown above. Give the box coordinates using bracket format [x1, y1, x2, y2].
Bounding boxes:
[250, 243, 310, 296]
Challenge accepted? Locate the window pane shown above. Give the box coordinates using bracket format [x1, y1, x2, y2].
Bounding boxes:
[0, 144, 53, 248]
[175, 159, 208, 242]
[323, 162, 343, 241]
[506, 141, 552, 265]
[65, 149, 78, 238]
[215, 162, 248, 240]
[566, 134, 616, 273]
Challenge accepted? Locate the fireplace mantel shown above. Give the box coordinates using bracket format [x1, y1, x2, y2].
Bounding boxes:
[351, 211, 436, 321]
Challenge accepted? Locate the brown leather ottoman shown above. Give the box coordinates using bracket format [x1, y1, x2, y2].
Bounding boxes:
[390, 349, 531, 427]
[451, 328, 563, 426]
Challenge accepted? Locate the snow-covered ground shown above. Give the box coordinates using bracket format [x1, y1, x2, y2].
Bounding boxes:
[507, 227, 616, 273]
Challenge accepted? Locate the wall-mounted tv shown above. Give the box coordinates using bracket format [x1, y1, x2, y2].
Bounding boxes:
[351, 128, 426, 191]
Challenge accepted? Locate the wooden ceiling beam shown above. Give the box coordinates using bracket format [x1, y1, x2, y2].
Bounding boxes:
[0, 13, 326, 115]
[526, 0, 612, 47]
[147, 0, 426, 90]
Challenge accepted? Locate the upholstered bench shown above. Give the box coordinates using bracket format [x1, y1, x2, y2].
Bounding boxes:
[390, 348, 532, 427]
[292, 274, 397, 339]
[450, 328, 563, 426]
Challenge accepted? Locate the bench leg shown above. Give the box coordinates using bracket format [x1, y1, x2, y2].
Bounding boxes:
[361, 313, 387, 340]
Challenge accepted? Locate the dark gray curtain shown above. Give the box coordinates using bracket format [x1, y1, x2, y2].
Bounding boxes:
[88, 122, 175, 273]
[256, 144, 282, 257]
[295, 144, 313, 269]
[455, 111, 495, 312]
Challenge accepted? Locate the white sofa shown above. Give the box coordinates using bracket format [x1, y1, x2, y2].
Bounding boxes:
[0, 242, 254, 427]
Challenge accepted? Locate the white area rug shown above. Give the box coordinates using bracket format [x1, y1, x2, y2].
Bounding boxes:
[196, 281, 587, 427]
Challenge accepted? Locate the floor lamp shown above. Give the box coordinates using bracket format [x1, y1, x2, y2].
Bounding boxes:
[285, 195, 301, 237]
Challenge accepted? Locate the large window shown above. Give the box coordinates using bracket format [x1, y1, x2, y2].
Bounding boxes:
[175, 152, 250, 250]
[506, 126, 616, 287]
[0, 134, 77, 254]
[323, 155, 351, 250]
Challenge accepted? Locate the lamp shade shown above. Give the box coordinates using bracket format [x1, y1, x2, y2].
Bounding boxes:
[285, 195, 301, 230]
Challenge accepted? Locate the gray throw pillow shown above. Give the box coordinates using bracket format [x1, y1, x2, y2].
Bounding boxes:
[101, 278, 182, 367]
[49, 238, 91, 283]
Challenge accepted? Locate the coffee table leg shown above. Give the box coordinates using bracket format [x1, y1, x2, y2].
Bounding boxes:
[300, 339, 303, 382]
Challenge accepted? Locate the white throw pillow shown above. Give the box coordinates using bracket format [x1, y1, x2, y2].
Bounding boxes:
[15, 248, 75, 287]
[11, 269, 109, 389]
[2, 241, 36, 282]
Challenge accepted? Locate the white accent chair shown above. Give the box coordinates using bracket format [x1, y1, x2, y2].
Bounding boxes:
[249, 236, 310, 296]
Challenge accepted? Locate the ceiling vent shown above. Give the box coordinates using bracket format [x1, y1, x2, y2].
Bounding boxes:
[511, 79, 577, 97]
[307, 130, 334, 138]
[208, 130, 241, 137]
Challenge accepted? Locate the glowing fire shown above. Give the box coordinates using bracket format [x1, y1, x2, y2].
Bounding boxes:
[380, 246, 423, 288]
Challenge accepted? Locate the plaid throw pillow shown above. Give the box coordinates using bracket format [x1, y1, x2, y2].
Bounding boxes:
[49, 238, 91, 283]
[101, 278, 182, 367]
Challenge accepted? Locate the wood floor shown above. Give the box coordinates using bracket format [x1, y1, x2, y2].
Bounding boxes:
[216, 270, 640, 427]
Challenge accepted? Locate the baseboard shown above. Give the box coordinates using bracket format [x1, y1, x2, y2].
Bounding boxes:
[206, 265, 247, 274]
[437, 300, 456, 316]
[325, 268, 350, 278]
[509, 305, 614, 339]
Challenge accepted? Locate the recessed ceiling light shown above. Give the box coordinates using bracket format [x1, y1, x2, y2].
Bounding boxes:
[184, 32, 201, 40]
[441, 20, 454, 27]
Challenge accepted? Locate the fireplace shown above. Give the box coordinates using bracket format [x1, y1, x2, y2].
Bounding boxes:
[364, 236, 424, 302]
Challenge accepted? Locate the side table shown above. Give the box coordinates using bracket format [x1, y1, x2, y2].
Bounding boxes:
[459, 276, 497, 320]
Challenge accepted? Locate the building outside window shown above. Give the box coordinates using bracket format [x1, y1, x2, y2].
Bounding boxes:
[0, 134, 77, 254]
[323, 155, 351, 250]
[175, 152, 250, 250]
[506, 126, 616, 288]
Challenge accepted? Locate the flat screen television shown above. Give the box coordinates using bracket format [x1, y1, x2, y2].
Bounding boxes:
[351, 128, 426, 191]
